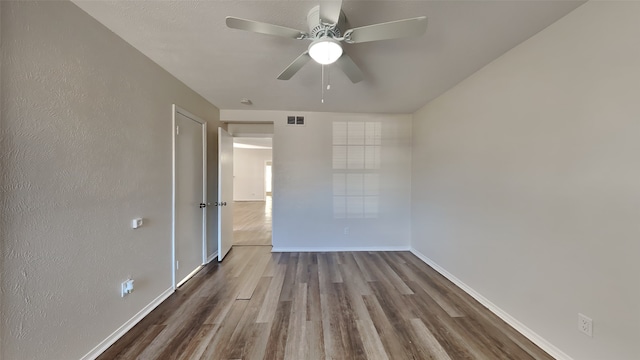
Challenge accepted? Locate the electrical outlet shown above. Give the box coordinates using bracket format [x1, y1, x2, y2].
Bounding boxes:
[121, 279, 134, 297]
[343, 227, 349, 235]
[578, 313, 593, 337]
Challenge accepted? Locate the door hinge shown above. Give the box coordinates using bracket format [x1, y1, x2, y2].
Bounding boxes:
[176, 260, 179, 270]
[176, 125, 180, 135]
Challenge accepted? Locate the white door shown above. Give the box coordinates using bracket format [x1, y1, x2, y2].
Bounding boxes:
[218, 127, 234, 261]
[174, 108, 206, 286]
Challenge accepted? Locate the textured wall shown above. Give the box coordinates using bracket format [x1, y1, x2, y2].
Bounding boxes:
[222, 110, 412, 251]
[0, 2, 4, 357]
[272, 111, 412, 251]
[411, 2, 640, 359]
[0, 2, 220, 359]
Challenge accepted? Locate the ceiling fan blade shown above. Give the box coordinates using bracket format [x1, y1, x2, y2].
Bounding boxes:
[226, 17, 308, 39]
[344, 16, 427, 44]
[335, 54, 363, 84]
[277, 52, 312, 80]
[319, 0, 343, 24]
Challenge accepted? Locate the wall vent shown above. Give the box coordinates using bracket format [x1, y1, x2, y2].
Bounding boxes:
[287, 116, 305, 126]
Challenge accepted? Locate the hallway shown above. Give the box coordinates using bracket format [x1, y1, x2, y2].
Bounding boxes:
[233, 197, 272, 246]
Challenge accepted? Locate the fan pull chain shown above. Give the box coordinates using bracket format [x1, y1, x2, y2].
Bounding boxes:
[321, 65, 332, 104]
[321, 65, 325, 103]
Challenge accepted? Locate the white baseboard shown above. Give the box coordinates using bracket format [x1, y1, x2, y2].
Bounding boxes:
[409, 248, 573, 360]
[177, 265, 204, 288]
[81, 287, 174, 360]
[272, 246, 410, 252]
[207, 251, 219, 263]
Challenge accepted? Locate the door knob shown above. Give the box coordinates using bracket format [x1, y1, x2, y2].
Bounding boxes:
[199, 203, 206, 208]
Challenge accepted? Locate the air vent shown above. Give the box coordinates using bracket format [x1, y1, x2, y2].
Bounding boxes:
[287, 116, 305, 126]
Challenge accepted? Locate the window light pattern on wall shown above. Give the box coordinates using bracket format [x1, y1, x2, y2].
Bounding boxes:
[332, 121, 381, 219]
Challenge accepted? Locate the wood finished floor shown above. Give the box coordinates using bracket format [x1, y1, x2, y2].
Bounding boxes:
[98, 246, 553, 360]
[233, 198, 272, 246]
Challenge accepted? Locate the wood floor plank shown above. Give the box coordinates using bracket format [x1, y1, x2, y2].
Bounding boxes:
[403, 280, 493, 359]
[338, 263, 372, 321]
[397, 261, 465, 318]
[317, 253, 336, 296]
[203, 278, 242, 325]
[409, 318, 453, 360]
[256, 264, 287, 323]
[236, 249, 272, 300]
[98, 247, 555, 360]
[233, 199, 272, 246]
[304, 320, 326, 360]
[362, 294, 415, 360]
[284, 282, 308, 360]
[327, 253, 344, 283]
[356, 318, 390, 360]
[368, 282, 426, 359]
[368, 252, 414, 295]
[176, 324, 219, 360]
[278, 252, 299, 302]
[333, 283, 367, 360]
[353, 252, 378, 282]
[223, 277, 272, 359]
[135, 294, 216, 359]
[295, 252, 311, 284]
[198, 299, 249, 359]
[240, 322, 271, 360]
[262, 252, 282, 277]
[338, 253, 372, 296]
[399, 257, 469, 317]
[319, 293, 339, 360]
[305, 261, 323, 322]
[264, 300, 293, 360]
[227, 246, 259, 278]
[112, 325, 166, 360]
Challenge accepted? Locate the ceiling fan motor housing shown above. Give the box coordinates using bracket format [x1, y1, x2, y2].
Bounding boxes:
[306, 5, 347, 39]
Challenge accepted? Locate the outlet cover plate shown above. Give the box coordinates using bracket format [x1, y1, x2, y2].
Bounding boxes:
[578, 313, 593, 337]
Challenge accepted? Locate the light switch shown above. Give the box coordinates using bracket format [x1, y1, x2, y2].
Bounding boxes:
[132, 218, 143, 229]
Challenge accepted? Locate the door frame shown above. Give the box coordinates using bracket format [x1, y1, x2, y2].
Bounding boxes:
[264, 160, 273, 197]
[217, 127, 234, 262]
[171, 104, 207, 289]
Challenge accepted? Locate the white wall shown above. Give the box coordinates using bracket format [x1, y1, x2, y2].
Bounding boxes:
[233, 148, 272, 201]
[222, 110, 413, 251]
[228, 123, 274, 137]
[411, 2, 640, 359]
[0, 2, 220, 359]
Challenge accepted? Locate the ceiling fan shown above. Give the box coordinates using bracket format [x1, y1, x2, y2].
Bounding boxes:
[226, 0, 427, 84]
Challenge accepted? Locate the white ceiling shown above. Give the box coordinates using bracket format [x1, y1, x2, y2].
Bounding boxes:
[73, 0, 584, 114]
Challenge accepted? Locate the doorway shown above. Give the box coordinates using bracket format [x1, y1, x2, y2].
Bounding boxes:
[172, 105, 207, 288]
[232, 137, 273, 246]
[265, 161, 272, 197]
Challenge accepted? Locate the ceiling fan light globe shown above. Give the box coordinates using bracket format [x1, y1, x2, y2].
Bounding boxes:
[308, 38, 343, 65]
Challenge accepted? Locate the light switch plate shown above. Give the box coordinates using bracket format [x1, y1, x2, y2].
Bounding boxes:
[132, 218, 143, 229]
